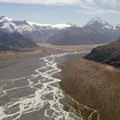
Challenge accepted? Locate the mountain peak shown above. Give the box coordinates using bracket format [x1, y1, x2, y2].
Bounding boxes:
[91, 17, 103, 22]
[86, 17, 106, 26]
[84, 17, 116, 30]
[0, 16, 13, 22]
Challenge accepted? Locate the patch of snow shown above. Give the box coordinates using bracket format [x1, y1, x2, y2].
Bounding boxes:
[28, 21, 72, 29]
[85, 17, 117, 30]
[0, 16, 13, 22]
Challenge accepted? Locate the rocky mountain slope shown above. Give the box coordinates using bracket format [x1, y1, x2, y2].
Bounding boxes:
[0, 31, 37, 51]
[85, 37, 120, 67]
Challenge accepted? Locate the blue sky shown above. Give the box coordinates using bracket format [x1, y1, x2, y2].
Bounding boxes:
[0, 0, 120, 26]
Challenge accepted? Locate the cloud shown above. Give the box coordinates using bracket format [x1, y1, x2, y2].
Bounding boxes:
[0, 0, 120, 16]
[0, 0, 119, 7]
[86, 9, 120, 15]
[101, 0, 120, 6]
[0, 0, 80, 5]
[75, 0, 120, 15]
[73, 0, 120, 15]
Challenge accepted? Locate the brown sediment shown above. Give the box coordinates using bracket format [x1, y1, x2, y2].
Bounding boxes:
[0, 48, 46, 79]
[59, 55, 120, 120]
[0, 44, 95, 79]
[0, 49, 44, 59]
[0, 43, 96, 59]
[38, 43, 97, 52]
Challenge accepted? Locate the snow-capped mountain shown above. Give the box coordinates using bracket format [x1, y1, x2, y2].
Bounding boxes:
[48, 17, 120, 45]
[0, 16, 72, 43]
[84, 17, 116, 30]
[1, 16, 120, 45]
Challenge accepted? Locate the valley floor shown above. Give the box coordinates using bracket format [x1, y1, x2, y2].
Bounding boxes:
[0, 44, 118, 120]
[0, 44, 95, 79]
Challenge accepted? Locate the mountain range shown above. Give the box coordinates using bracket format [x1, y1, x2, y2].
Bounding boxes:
[1, 16, 120, 50]
[0, 16, 71, 43]
[48, 17, 120, 45]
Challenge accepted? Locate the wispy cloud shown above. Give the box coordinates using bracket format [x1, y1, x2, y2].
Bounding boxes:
[0, 0, 120, 7]
[101, 0, 120, 7]
[73, 0, 120, 15]
[0, 0, 120, 15]
[0, 0, 80, 5]
[84, 0, 120, 7]
[78, 9, 120, 15]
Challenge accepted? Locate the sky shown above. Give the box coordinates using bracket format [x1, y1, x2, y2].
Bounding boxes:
[0, 0, 120, 26]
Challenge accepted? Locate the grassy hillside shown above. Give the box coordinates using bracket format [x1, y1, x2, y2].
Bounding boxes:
[59, 56, 120, 120]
